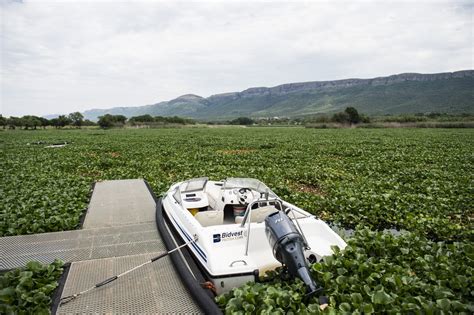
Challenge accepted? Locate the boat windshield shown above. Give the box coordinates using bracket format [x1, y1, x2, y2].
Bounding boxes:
[224, 178, 278, 197]
[181, 177, 208, 192]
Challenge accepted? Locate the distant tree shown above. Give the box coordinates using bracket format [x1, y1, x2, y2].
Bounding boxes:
[0, 115, 6, 129]
[166, 116, 188, 124]
[331, 111, 350, 124]
[344, 107, 361, 124]
[145, 115, 194, 125]
[20, 116, 30, 129]
[50, 115, 71, 128]
[38, 117, 50, 129]
[331, 107, 362, 124]
[68, 112, 84, 128]
[31, 116, 42, 129]
[360, 114, 371, 123]
[129, 115, 154, 124]
[230, 117, 254, 125]
[21, 115, 42, 129]
[115, 115, 127, 125]
[82, 119, 97, 126]
[50, 118, 59, 129]
[7, 116, 22, 129]
[58, 115, 71, 128]
[98, 115, 113, 128]
[98, 114, 127, 128]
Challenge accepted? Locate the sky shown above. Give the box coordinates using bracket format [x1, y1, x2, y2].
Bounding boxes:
[1, 0, 473, 117]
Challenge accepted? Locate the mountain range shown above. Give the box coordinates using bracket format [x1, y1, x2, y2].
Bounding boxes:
[82, 70, 474, 121]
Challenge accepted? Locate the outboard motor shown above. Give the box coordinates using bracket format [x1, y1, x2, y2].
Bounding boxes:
[265, 211, 322, 295]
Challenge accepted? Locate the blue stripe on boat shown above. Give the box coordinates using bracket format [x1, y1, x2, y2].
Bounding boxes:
[170, 215, 207, 262]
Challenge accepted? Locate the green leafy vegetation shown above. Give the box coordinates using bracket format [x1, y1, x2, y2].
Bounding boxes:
[217, 229, 473, 314]
[0, 260, 64, 314]
[1, 128, 472, 239]
[1, 127, 472, 312]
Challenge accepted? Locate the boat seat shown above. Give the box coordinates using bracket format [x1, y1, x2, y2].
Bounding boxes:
[205, 186, 221, 210]
[207, 193, 217, 210]
[235, 206, 278, 224]
[195, 210, 223, 227]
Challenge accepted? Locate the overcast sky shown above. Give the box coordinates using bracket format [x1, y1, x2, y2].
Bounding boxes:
[1, 0, 472, 117]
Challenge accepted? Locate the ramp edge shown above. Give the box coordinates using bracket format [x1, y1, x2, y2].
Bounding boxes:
[152, 190, 222, 315]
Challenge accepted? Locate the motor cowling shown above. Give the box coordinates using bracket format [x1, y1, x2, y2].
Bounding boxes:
[265, 211, 322, 295]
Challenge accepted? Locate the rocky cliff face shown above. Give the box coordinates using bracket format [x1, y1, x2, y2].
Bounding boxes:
[208, 70, 474, 103]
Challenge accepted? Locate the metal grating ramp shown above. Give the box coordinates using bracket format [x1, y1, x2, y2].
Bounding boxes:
[0, 179, 202, 314]
[0, 223, 165, 269]
[83, 179, 157, 228]
[58, 253, 201, 314]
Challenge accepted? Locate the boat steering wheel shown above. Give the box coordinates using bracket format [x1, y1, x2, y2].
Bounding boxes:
[238, 188, 255, 205]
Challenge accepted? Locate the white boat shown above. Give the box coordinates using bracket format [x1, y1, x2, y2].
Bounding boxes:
[161, 177, 346, 294]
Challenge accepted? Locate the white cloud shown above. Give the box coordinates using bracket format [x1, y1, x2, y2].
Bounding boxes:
[1, 0, 472, 116]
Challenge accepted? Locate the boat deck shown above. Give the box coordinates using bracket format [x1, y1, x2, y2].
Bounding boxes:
[0, 179, 202, 314]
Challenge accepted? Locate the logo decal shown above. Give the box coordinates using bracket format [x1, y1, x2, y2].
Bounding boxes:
[213, 230, 245, 243]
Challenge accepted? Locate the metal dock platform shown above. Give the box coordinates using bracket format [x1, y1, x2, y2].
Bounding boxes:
[0, 179, 203, 314]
